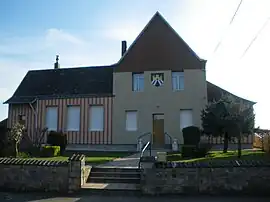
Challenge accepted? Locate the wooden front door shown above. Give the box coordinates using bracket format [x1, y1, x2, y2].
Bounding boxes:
[152, 114, 164, 147]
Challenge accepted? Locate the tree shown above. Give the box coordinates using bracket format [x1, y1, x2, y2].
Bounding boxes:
[201, 95, 255, 156]
[8, 123, 25, 157]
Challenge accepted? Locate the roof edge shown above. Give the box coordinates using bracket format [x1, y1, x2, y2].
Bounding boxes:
[116, 11, 206, 66]
[4, 93, 115, 104]
[207, 81, 256, 105]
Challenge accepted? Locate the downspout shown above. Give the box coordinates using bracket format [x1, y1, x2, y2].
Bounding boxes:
[29, 98, 38, 142]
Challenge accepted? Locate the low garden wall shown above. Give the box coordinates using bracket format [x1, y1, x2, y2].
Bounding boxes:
[0, 154, 90, 193]
[140, 160, 270, 196]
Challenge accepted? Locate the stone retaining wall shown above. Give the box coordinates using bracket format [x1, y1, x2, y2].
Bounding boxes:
[140, 160, 270, 196]
[0, 154, 90, 193]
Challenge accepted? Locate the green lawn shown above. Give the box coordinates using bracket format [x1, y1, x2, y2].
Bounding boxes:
[21, 151, 134, 165]
[167, 150, 269, 162]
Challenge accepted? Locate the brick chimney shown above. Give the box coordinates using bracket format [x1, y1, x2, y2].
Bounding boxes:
[54, 55, 60, 69]
[121, 41, 127, 56]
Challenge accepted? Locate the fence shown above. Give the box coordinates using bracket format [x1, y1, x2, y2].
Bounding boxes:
[201, 134, 253, 144]
[253, 133, 270, 153]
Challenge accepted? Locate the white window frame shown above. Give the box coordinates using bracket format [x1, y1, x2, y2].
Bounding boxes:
[172, 72, 184, 91]
[132, 73, 144, 92]
[45, 106, 58, 131]
[89, 105, 104, 132]
[180, 109, 193, 130]
[66, 106, 80, 131]
[126, 110, 138, 131]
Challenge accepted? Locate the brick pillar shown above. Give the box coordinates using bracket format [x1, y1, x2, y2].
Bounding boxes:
[68, 154, 85, 193]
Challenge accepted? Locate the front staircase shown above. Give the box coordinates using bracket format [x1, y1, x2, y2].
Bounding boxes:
[82, 166, 141, 195]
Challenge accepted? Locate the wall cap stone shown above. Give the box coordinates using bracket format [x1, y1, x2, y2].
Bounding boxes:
[156, 160, 270, 168]
[0, 158, 68, 166]
[68, 154, 85, 161]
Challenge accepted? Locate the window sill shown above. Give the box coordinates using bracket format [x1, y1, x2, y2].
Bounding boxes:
[172, 89, 184, 92]
[47, 129, 57, 132]
[89, 130, 104, 132]
[66, 130, 80, 132]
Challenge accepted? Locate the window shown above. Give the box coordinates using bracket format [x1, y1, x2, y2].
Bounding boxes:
[180, 109, 193, 130]
[132, 73, 144, 91]
[126, 111, 137, 131]
[66, 106, 80, 131]
[172, 72, 184, 91]
[89, 106, 104, 131]
[18, 115, 26, 125]
[46, 107, 58, 131]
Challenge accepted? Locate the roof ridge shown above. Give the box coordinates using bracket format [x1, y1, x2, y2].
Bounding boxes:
[28, 64, 116, 73]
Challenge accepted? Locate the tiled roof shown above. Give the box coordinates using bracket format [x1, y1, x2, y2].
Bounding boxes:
[4, 65, 115, 104]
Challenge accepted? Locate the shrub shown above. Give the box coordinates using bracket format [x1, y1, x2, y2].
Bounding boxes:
[40, 146, 60, 157]
[181, 145, 197, 158]
[182, 126, 201, 146]
[193, 142, 212, 158]
[0, 144, 13, 157]
[18, 152, 31, 158]
[47, 131, 67, 154]
[27, 145, 42, 157]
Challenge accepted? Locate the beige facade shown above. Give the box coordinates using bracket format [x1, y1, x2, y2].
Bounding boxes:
[112, 69, 207, 145]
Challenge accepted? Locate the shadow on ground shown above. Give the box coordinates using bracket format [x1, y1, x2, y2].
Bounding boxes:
[0, 192, 270, 202]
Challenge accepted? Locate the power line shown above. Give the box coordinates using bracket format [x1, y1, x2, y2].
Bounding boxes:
[212, 0, 243, 54]
[229, 0, 243, 25]
[241, 17, 270, 58]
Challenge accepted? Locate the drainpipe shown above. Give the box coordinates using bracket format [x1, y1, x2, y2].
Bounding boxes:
[29, 98, 38, 140]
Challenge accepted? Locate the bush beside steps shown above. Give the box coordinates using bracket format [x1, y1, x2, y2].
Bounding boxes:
[40, 145, 61, 157]
[182, 126, 212, 158]
[47, 131, 67, 155]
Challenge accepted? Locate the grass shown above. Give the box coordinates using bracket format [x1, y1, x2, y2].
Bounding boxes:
[19, 151, 134, 165]
[166, 149, 270, 162]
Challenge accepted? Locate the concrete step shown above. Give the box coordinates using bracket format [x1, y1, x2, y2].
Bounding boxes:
[90, 171, 141, 178]
[91, 167, 140, 173]
[87, 166, 141, 184]
[81, 183, 141, 196]
[88, 176, 140, 184]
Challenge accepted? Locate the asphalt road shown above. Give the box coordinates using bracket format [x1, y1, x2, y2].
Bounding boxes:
[0, 192, 269, 202]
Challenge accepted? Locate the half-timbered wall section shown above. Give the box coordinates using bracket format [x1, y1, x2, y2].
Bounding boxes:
[8, 96, 113, 144]
[8, 103, 36, 141]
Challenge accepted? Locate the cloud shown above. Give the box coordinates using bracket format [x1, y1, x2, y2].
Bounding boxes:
[102, 20, 143, 44]
[0, 36, 45, 56]
[0, 28, 110, 120]
[45, 28, 84, 46]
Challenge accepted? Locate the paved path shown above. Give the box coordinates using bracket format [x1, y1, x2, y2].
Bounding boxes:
[0, 192, 269, 202]
[95, 150, 167, 168]
[96, 152, 141, 168]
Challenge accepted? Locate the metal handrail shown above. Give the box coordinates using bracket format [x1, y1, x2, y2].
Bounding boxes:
[164, 132, 173, 144]
[137, 132, 152, 140]
[138, 140, 151, 168]
[140, 141, 151, 157]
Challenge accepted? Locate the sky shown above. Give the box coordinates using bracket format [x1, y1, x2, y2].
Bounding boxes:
[0, 0, 269, 128]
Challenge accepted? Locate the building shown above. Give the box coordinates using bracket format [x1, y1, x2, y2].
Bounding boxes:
[4, 12, 255, 151]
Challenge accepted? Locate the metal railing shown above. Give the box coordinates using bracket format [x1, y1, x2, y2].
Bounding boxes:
[164, 132, 173, 144]
[137, 132, 152, 142]
[138, 141, 152, 169]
